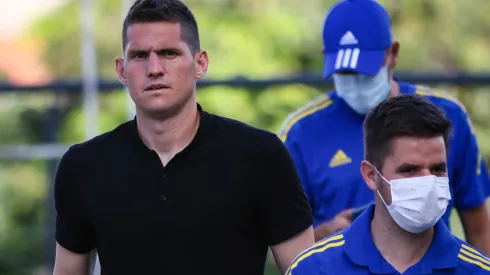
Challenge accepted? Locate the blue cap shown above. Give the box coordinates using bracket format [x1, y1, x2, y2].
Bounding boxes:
[322, 0, 392, 78]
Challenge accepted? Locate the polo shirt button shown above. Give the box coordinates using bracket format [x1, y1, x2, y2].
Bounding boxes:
[161, 194, 167, 201]
[161, 174, 166, 179]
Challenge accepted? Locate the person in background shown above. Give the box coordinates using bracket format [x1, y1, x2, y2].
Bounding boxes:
[52, 0, 314, 274]
[279, 0, 490, 254]
[286, 94, 490, 275]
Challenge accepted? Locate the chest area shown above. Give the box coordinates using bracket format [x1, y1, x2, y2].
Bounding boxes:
[301, 125, 365, 189]
[81, 152, 258, 240]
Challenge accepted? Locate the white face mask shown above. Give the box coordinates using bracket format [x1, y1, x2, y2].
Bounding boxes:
[333, 64, 391, 115]
[375, 168, 451, 233]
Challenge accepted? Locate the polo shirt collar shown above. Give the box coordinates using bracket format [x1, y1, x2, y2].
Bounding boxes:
[344, 204, 460, 274]
[396, 78, 417, 95]
[344, 204, 397, 274]
[129, 103, 210, 155]
[418, 218, 460, 271]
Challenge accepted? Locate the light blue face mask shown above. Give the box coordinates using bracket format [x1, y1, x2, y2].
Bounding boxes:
[333, 64, 391, 115]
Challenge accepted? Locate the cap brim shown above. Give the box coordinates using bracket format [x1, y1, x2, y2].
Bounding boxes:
[323, 49, 386, 78]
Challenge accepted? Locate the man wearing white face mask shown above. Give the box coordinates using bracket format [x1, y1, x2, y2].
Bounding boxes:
[286, 94, 490, 275]
[278, 0, 490, 254]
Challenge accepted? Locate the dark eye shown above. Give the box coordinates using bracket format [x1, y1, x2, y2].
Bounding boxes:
[131, 52, 147, 60]
[432, 166, 447, 175]
[161, 50, 177, 58]
[402, 168, 416, 174]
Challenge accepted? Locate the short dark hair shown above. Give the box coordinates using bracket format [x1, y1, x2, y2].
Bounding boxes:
[363, 94, 452, 169]
[122, 0, 200, 53]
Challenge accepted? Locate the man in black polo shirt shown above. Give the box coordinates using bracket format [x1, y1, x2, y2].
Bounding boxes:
[52, 0, 314, 274]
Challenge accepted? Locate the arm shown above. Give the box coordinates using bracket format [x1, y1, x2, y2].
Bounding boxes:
[270, 226, 315, 273]
[452, 111, 490, 255]
[54, 244, 96, 275]
[283, 240, 326, 275]
[259, 135, 315, 274]
[459, 203, 490, 256]
[313, 202, 373, 242]
[314, 209, 353, 242]
[54, 147, 98, 274]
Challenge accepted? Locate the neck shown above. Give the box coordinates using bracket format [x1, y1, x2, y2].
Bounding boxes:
[388, 78, 400, 97]
[135, 98, 200, 165]
[371, 202, 434, 273]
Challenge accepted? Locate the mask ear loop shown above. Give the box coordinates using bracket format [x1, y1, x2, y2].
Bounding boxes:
[373, 166, 391, 207]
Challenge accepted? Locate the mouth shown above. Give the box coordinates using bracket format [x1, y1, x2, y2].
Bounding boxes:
[144, 83, 170, 92]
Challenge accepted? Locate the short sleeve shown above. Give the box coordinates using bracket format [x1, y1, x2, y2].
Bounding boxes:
[283, 128, 315, 212]
[54, 146, 97, 253]
[452, 110, 490, 210]
[257, 134, 313, 246]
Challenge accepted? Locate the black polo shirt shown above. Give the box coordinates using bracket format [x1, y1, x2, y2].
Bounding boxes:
[54, 104, 313, 275]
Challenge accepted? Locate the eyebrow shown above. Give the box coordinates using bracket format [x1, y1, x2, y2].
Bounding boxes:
[430, 162, 447, 170]
[127, 47, 181, 55]
[127, 49, 147, 56]
[395, 162, 447, 173]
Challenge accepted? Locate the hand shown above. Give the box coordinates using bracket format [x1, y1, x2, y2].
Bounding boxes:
[314, 208, 353, 242]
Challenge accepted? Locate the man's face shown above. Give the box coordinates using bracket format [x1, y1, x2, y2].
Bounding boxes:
[329, 43, 400, 115]
[376, 136, 448, 205]
[116, 22, 208, 116]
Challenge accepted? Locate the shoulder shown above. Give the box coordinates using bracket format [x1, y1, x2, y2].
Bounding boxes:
[412, 84, 468, 115]
[455, 238, 490, 273]
[286, 232, 346, 275]
[278, 92, 337, 143]
[204, 111, 285, 152]
[412, 84, 477, 134]
[62, 120, 132, 163]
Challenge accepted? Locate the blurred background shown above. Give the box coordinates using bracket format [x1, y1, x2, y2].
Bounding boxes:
[1, 0, 490, 274]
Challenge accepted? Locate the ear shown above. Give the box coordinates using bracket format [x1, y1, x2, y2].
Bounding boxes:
[194, 50, 209, 80]
[388, 41, 400, 71]
[115, 57, 128, 86]
[321, 48, 325, 56]
[361, 160, 378, 191]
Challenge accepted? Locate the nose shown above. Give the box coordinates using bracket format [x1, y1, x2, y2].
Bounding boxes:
[146, 52, 164, 78]
[419, 168, 433, 177]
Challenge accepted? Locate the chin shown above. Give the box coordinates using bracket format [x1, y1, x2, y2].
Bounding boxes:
[140, 95, 173, 108]
[134, 89, 194, 117]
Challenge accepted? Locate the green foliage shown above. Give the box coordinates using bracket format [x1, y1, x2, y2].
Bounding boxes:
[58, 90, 129, 142]
[0, 161, 47, 273]
[1, 0, 490, 273]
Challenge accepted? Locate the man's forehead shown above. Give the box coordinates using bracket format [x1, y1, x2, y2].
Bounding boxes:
[126, 22, 183, 48]
[387, 136, 447, 164]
